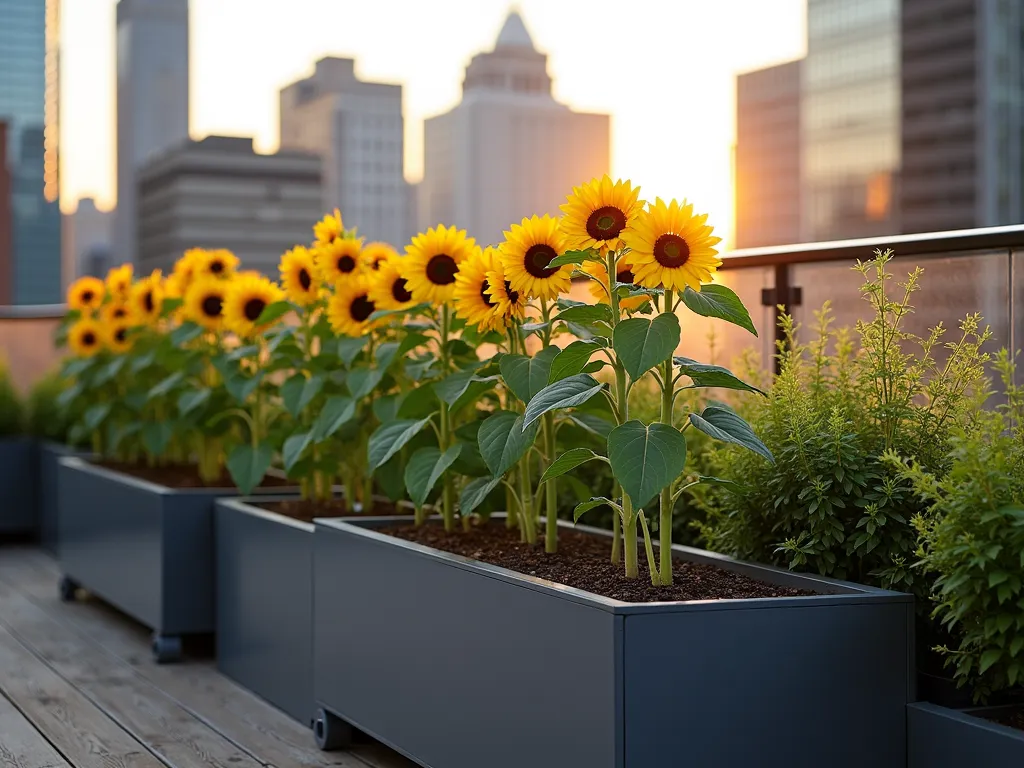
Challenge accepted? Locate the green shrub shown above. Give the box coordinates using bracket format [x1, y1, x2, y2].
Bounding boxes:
[693, 250, 991, 599]
[26, 370, 75, 444]
[0, 357, 24, 437]
[899, 351, 1024, 698]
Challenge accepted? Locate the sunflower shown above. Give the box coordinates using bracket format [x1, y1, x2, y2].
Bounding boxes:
[279, 246, 320, 306]
[104, 320, 134, 354]
[453, 247, 503, 331]
[67, 276, 105, 312]
[67, 318, 103, 357]
[313, 209, 344, 246]
[560, 175, 644, 254]
[622, 197, 723, 291]
[362, 241, 399, 271]
[223, 274, 285, 337]
[327, 275, 378, 337]
[183, 276, 229, 331]
[582, 258, 648, 312]
[368, 256, 415, 311]
[174, 249, 203, 289]
[499, 214, 573, 301]
[485, 257, 528, 326]
[193, 248, 239, 280]
[101, 300, 134, 326]
[315, 237, 364, 284]
[402, 224, 478, 306]
[105, 264, 133, 298]
[130, 270, 164, 324]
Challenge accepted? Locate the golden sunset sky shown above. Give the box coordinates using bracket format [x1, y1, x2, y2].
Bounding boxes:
[59, 0, 806, 247]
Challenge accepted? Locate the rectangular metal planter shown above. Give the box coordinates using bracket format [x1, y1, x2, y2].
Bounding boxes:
[216, 497, 313, 724]
[57, 456, 296, 661]
[908, 701, 1024, 767]
[38, 441, 86, 555]
[0, 437, 37, 535]
[313, 516, 915, 768]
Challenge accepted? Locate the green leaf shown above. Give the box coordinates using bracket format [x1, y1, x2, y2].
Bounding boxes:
[568, 413, 614, 438]
[540, 448, 603, 483]
[56, 382, 83, 409]
[574, 497, 615, 523]
[62, 357, 95, 378]
[696, 475, 745, 492]
[557, 304, 612, 325]
[523, 374, 604, 428]
[404, 444, 463, 508]
[459, 475, 502, 517]
[226, 443, 274, 495]
[397, 384, 438, 419]
[177, 388, 211, 417]
[673, 357, 765, 395]
[141, 422, 174, 456]
[283, 430, 313, 472]
[129, 350, 157, 374]
[368, 302, 431, 322]
[311, 395, 356, 441]
[375, 452, 406, 502]
[368, 416, 434, 471]
[372, 393, 403, 423]
[106, 421, 141, 452]
[161, 297, 183, 315]
[689, 404, 774, 463]
[226, 344, 261, 361]
[681, 284, 757, 336]
[980, 649, 1003, 674]
[225, 371, 264, 404]
[477, 411, 538, 478]
[83, 403, 112, 432]
[347, 368, 384, 399]
[435, 367, 481, 406]
[95, 356, 127, 385]
[337, 336, 369, 367]
[546, 249, 601, 268]
[607, 420, 688, 509]
[549, 340, 604, 384]
[613, 313, 680, 380]
[281, 373, 324, 417]
[375, 341, 401, 371]
[398, 332, 430, 356]
[256, 300, 293, 326]
[499, 345, 560, 404]
[148, 371, 185, 399]
[170, 322, 203, 346]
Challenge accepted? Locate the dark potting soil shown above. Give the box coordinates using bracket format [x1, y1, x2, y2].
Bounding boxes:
[95, 461, 292, 490]
[383, 520, 818, 603]
[257, 497, 403, 524]
[982, 706, 1024, 733]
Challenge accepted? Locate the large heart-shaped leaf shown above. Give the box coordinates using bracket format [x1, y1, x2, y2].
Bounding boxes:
[459, 475, 502, 517]
[283, 430, 313, 472]
[347, 368, 384, 399]
[337, 336, 369, 367]
[567, 413, 615, 438]
[540, 448, 604, 483]
[477, 411, 538, 478]
[404, 443, 463, 508]
[311, 395, 356, 441]
[95, 356, 127, 386]
[546, 249, 601, 268]
[142, 422, 174, 457]
[613, 312, 680, 380]
[523, 374, 604, 428]
[549, 340, 604, 384]
[557, 304, 612, 325]
[256, 300, 294, 327]
[177, 388, 211, 417]
[574, 497, 616, 522]
[435, 367, 480, 406]
[83, 403, 112, 432]
[170, 322, 203, 346]
[607, 420, 688, 509]
[397, 383, 438, 419]
[688, 404, 774, 462]
[282, 373, 324, 417]
[368, 416, 434, 471]
[499, 345, 560, 404]
[226, 443, 274, 495]
[681, 284, 757, 336]
[225, 371, 264, 404]
[148, 371, 185, 399]
[672, 357, 765, 395]
[375, 341, 401, 371]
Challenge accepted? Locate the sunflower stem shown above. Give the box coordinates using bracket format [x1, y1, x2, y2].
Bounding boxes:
[542, 410, 558, 553]
[659, 289, 675, 585]
[439, 304, 456, 532]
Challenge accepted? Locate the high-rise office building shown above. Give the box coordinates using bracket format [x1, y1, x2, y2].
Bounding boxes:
[280, 57, 409, 247]
[419, 11, 610, 246]
[0, 0, 62, 305]
[901, 0, 1024, 233]
[734, 60, 803, 249]
[64, 197, 115, 280]
[114, 0, 190, 266]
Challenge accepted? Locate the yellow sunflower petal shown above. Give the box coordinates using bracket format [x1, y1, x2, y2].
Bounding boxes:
[222, 275, 286, 337]
[621, 198, 722, 291]
[327, 275, 378, 337]
[559, 176, 645, 254]
[498, 214, 573, 302]
[279, 246, 320, 306]
[402, 224, 479, 306]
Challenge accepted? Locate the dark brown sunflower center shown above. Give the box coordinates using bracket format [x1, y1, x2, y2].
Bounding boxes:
[504, 280, 520, 304]
[524, 244, 559, 278]
[350, 295, 376, 322]
[244, 298, 267, 322]
[82, 331, 96, 346]
[201, 295, 223, 317]
[392, 278, 412, 303]
[480, 279, 497, 307]
[113, 307, 127, 318]
[298, 268, 312, 291]
[586, 206, 627, 242]
[210, 260, 224, 274]
[616, 268, 635, 284]
[373, 258, 385, 270]
[81, 290, 94, 304]
[653, 234, 691, 268]
[115, 328, 127, 343]
[426, 254, 458, 285]
[143, 291, 154, 313]
[337, 255, 357, 274]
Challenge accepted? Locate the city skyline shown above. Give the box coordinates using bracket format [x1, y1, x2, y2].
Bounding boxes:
[59, 0, 806, 247]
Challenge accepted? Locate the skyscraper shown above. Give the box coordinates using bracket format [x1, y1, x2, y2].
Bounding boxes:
[419, 11, 610, 246]
[114, 0, 190, 266]
[280, 57, 409, 247]
[0, 0, 62, 305]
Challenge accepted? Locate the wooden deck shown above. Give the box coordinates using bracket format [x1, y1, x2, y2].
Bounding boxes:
[0, 547, 414, 768]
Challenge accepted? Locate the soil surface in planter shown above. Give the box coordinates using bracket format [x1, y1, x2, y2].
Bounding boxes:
[257, 498, 402, 523]
[382, 521, 818, 603]
[983, 706, 1024, 733]
[95, 461, 292, 490]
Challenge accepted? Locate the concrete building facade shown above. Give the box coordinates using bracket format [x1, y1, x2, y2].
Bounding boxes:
[135, 135, 321, 276]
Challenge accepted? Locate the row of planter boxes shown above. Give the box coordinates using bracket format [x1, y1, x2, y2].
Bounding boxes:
[0, 438, 77, 554]
[34, 450, 1024, 768]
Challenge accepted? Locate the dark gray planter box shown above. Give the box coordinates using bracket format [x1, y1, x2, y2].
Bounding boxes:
[38, 441, 87, 555]
[216, 497, 313, 724]
[312, 516, 915, 768]
[0, 437, 37, 535]
[57, 456, 295, 662]
[908, 702, 1024, 767]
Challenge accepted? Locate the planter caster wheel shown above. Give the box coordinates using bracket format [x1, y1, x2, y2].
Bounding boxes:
[313, 707, 353, 751]
[151, 634, 183, 664]
[58, 575, 79, 602]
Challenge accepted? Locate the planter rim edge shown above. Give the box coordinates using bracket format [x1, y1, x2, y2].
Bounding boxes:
[909, 701, 1024, 742]
[216, 496, 315, 533]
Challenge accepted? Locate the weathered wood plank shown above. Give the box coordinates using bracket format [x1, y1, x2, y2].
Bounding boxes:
[0, 693, 73, 768]
[0, 623, 163, 768]
[0, 581, 263, 768]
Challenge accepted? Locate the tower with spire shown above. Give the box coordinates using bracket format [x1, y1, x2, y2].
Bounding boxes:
[419, 10, 610, 245]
